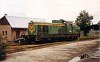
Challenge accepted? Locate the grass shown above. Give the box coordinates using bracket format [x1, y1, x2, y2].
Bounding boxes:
[78, 36, 99, 41]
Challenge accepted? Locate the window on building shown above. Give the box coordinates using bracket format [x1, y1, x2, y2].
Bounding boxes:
[2, 31, 4, 35]
[5, 31, 7, 35]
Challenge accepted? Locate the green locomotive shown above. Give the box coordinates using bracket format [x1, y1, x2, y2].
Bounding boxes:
[28, 20, 80, 43]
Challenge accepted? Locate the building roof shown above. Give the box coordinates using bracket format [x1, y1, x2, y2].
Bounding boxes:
[1, 15, 46, 28]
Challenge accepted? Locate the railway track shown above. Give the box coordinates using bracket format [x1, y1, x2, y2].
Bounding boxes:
[7, 41, 72, 54]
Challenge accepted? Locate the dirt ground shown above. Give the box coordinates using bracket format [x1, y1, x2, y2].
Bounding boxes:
[78, 46, 100, 62]
[2, 39, 100, 62]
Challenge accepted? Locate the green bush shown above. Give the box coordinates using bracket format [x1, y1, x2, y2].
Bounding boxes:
[0, 35, 7, 60]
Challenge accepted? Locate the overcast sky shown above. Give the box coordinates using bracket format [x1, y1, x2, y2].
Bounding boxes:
[0, 0, 100, 24]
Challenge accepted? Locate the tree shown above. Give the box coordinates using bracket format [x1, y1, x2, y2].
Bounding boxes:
[75, 10, 93, 36]
[0, 35, 7, 60]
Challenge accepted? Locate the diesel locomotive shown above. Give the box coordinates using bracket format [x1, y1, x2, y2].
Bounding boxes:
[26, 20, 80, 43]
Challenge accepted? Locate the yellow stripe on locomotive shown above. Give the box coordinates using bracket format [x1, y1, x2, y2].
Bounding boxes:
[28, 21, 35, 35]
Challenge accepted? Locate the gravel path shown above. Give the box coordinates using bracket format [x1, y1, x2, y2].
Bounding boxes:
[2, 39, 99, 62]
